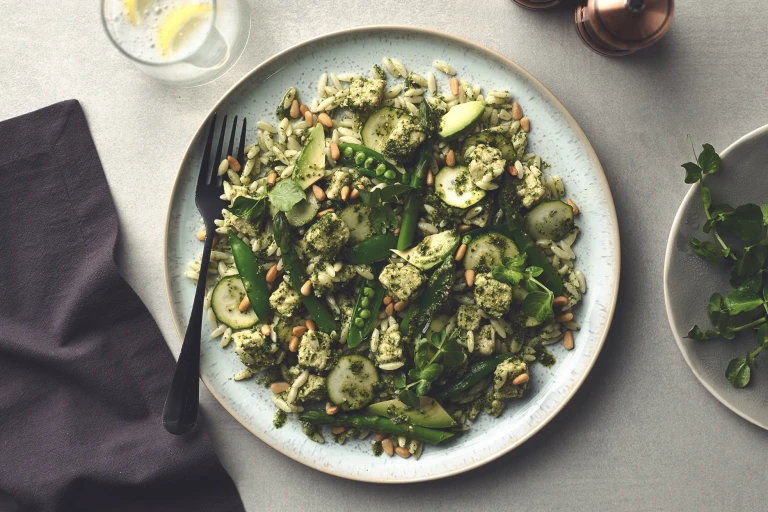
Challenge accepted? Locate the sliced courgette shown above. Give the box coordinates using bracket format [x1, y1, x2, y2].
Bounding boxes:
[392, 230, 460, 270]
[367, 396, 456, 428]
[463, 232, 520, 271]
[462, 130, 515, 162]
[434, 165, 486, 209]
[286, 190, 319, 227]
[294, 123, 326, 189]
[339, 204, 374, 244]
[524, 200, 575, 241]
[361, 107, 409, 153]
[211, 275, 259, 329]
[327, 355, 379, 411]
[438, 101, 485, 140]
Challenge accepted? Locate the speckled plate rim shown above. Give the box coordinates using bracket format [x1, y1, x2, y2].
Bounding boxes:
[163, 25, 621, 482]
[663, 123, 768, 430]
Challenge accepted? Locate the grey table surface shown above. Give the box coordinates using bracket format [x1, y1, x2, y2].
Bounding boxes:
[3, 0, 768, 510]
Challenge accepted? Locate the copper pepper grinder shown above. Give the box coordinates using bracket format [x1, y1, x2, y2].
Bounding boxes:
[513, 0, 562, 8]
[574, 0, 674, 56]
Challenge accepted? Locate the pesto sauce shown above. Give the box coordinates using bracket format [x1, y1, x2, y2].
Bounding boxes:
[273, 409, 287, 429]
[535, 346, 556, 367]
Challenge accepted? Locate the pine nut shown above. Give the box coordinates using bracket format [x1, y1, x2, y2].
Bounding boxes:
[383, 296, 393, 305]
[227, 155, 241, 172]
[465, 269, 475, 287]
[265, 264, 278, 283]
[512, 373, 530, 385]
[317, 208, 334, 217]
[385, 303, 395, 316]
[511, 101, 523, 121]
[508, 165, 518, 177]
[326, 405, 339, 415]
[449, 77, 459, 96]
[312, 184, 326, 201]
[261, 324, 272, 337]
[301, 279, 312, 296]
[555, 312, 574, 323]
[305, 319, 316, 331]
[267, 171, 277, 186]
[566, 198, 580, 215]
[271, 382, 290, 394]
[299, 103, 309, 115]
[331, 426, 346, 435]
[212, 234, 219, 247]
[304, 110, 314, 127]
[381, 438, 395, 456]
[520, 117, 530, 133]
[289, 336, 300, 352]
[350, 188, 360, 200]
[446, 149, 456, 167]
[395, 446, 411, 459]
[292, 326, 308, 337]
[553, 296, 568, 307]
[341, 185, 350, 201]
[458, 224, 471, 233]
[563, 330, 575, 350]
[374, 433, 386, 442]
[289, 99, 300, 119]
[455, 243, 467, 261]
[196, 228, 206, 241]
[330, 142, 340, 160]
[393, 300, 408, 312]
[426, 169, 434, 186]
[317, 112, 333, 128]
[238, 296, 251, 312]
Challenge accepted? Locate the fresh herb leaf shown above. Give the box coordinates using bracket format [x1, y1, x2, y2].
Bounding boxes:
[491, 254, 528, 286]
[268, 180, 305, 212]
[415, 379, 433, 396]
[682, 162, 702, 184]
[757, 323, 768, 349]
[398, 388, 420, 407]
[419, 363, 442, 383]
[441, 350, 464, 369]
[522, 291, 554, 322]
[430, 331, 444, 349]
[392, 372, 406, 389]
[685, 325, 721, 341]
[725, 357, 751, 388]
[228, 196, 266, 220]
[761, 204, 768, 226]
[733, 246, 766, 278]
[526, 266, 544, 278]
[378, 184, 411, 202]
[701, 185, 712, 210]
[724, 288, 764, 315]
[697, 143, 722, 175]
[370, 205, 398, 234]
[690, 237, 724, 265]
[413, 340, 430, 370]
[718, 204, 765, 243]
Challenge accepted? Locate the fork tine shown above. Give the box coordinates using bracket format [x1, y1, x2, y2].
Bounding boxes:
[237, 118, 247, 163]
[198, 113, 217, 189]
[211, 114, 228, 185]
[218, 116, 238, 186]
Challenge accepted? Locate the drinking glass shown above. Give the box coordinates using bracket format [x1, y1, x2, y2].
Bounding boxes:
[102, 0, 251, 86]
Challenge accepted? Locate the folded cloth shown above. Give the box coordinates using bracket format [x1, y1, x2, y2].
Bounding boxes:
[0, 101, 245, 512]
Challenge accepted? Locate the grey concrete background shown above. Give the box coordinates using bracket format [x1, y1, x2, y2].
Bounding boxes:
[2, 0, 767, 510]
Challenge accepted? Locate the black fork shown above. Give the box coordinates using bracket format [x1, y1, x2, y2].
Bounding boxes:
[163, 113, 247, 435]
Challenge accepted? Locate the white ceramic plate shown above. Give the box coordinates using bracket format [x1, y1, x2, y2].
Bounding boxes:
[164, 26, 620, 482]
[664, 125, 768, 430]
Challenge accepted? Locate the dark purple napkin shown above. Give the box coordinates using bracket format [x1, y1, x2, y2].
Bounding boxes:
[0, 101, 245, 512]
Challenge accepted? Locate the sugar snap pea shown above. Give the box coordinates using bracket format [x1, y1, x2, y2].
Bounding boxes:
[228, 229, 271, 322]
[346, 233, 398, 265]
[347, 276, 386, 348]
[299, 410, 453, 445]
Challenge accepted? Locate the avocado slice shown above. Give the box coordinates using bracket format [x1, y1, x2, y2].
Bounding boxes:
[294, 123, 326, 189]
[438, 101, 486, 140]
[367, 397, 456, 428]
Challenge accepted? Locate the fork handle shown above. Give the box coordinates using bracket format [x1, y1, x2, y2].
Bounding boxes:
[163, 227, 216, 435]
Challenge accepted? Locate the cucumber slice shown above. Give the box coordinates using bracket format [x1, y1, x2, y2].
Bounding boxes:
[361, 107, 409, 153]
[327, 355, 379, 411]
[211, 276, 259, 329]
[463, 232, 520, 271]
[286, 191, 319, 227]
[434, 165, 486, 208]
[524, 200, 575, 241]
[438, 101, 485, 140]
[392, 230, 460, 270]
[367, 396, 456, 428]
[294, 124, 326, 189]
[339, 204, 374, 244]
[462, 130, 515, 162]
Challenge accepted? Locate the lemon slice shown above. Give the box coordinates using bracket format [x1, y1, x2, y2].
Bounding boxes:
[158, 4, 214, 57]
[124, 0, 154, 25]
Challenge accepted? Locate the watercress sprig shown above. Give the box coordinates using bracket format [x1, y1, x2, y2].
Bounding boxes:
[492, 254, 555, 322]
[397, 331, 464, 407]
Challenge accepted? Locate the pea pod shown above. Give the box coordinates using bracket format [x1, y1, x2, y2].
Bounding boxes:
[500, 174, 563, 296]
[338, 143, 402, 185]
[227, 230, 271, 321]
[347, 277, 386, 348]
[401, 257, 455, 338]
[299, 410, 453, 445]
[272, 212, 339, 333]
[397, 145, 431, 251]
[433, 353, 512, 401]
[346, 233, 398, 265]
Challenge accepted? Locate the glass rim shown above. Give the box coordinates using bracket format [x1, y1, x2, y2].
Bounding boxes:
[101, 0, 218, 67]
